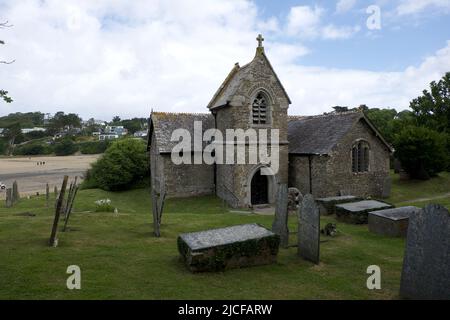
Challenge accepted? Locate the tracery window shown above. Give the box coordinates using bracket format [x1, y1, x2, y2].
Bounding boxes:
[352, 141, 369, 173]
[252, 92, 268, 124]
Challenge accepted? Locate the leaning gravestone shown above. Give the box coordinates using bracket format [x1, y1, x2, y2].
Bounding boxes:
[368, 206, 420, 237]
[178, 223, 280, 272]
[400, 204, 450, 299]
[272, 184, 289, 248]
[297, 194, 320, 264]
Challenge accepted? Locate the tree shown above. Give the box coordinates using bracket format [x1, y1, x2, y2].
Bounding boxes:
[1, 20, 14, 103]
[3, 122, 22, 154]
[47, 111, 82, 134]
[112, 116, 121, 123]
[394, 125, 448, 179]
[87, 139, 149, 191]
[410, 72, 450, 134]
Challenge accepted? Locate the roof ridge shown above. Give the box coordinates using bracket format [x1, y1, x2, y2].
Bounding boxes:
[152, 111, 211, 116]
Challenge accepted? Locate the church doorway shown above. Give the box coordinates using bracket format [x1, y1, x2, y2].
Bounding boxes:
[251, 169, 269, 205]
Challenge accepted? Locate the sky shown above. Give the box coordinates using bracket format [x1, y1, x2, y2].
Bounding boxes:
[0, 0, 449, 121]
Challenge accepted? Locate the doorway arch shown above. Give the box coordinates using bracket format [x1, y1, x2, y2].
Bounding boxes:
[246, 165, 277, 206]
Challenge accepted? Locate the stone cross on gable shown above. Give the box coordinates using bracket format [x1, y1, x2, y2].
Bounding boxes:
[256, 34, 264, 47]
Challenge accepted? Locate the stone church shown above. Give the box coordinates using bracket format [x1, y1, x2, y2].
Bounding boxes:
[148, 35, 393, 208]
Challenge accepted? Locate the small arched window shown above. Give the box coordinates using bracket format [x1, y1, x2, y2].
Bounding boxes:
[352, 141, 369, 173]
[252, 92, 268, 124]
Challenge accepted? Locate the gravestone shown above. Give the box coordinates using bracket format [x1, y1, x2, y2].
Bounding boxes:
[316, 195, 361, 215]
[297, 194, 320, 264]
[335, 200, 393, 224]
[12, 181, 20, 203]
[5, 188, 13, 208]
[400, 204, 450, 300]
[178, 223, 280, 272]
[288, 187, 302, 212]
[368, 206, 420, 237]
[381, 176, 392, 198]
[272, 184, 289, 248]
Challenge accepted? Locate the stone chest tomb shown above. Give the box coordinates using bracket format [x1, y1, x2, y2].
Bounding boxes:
[177, 223, 280, 272]
[368, 206, 420, 237]
[335, 200, 393, 224]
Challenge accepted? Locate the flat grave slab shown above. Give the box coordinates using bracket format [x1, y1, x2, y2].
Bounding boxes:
[177, 223, 280, 272]
[368, 206, 420, 237]
[335, 200, 394, 224]
[316, 195, 361, 215]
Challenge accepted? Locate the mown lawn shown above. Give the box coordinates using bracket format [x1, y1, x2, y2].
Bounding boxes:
[0, 172, 448, 300]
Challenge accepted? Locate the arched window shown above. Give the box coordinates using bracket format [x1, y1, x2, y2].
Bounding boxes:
[252, 92, 268, 124]
[352, 141, 369, 173]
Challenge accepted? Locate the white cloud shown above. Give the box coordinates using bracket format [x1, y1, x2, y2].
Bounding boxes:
[336, 0, 357, 14]
[286, 5, 324, 37]
[281, 41, 450, 115]
[397, 0, 450, 15]
[0, 0, 449, 121]
[322, 24, 360, 39]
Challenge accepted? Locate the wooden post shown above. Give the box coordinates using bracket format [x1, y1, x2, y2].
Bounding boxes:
[12, 181, 20, 203]
[49, 176, 69, 247]
[46, 183, 50, 208]
[5, 188, 13, 208]
[152, 186, 166, 237]
[63, 184, 79, 232]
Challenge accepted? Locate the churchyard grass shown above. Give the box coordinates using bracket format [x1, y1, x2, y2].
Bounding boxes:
[0, 172, 449, 299]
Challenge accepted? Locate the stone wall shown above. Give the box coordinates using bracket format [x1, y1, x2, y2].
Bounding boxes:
[162, 153, 215, 198]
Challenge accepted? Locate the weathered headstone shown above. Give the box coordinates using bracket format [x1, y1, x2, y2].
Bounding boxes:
[381, 176, 392, 198]
[400, 204, 450, 299]
[297, 194, 320, 264]
[272, 184, 289, 248]
[12, 181, 20, 203]
[178, 223, 280, 272]
[5, 188, 13, 208]
[335, 200, 393, 224]
[368, 206, 420, 237]
[316, 195, 361, 215]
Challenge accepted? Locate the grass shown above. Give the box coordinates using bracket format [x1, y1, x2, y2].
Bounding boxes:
[0, 172, 449, 300]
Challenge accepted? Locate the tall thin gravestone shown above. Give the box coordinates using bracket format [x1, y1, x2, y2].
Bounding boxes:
[272, 184, 289, 248]
[400, 204, 450, 299]
[12, 181, 20, 203]
[5, 188, 13, 208]
[297, 194, 320, 264]
[46, 183, 50, 208]
[49, 176, 69, 247]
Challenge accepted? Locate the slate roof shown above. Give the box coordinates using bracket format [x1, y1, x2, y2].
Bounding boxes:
[148, 110, 392, 155]
[148, 112, 214, 153]
[288, 111, 393, 155]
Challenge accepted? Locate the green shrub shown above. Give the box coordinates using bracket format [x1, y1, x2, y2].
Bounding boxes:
[54, 138, 79, 156]
[0, 139, 8, 155]
[14, 142, 53, 155]
[79, 140, 111, 154]
[86, 139, 149, 191]
[394, 125, 449, 179]
[94, 199, 115, 212]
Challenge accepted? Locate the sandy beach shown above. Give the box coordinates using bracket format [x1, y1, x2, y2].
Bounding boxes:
[0, 155, 100, 199]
